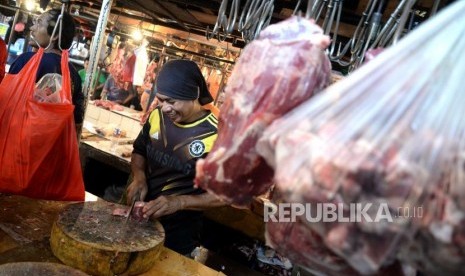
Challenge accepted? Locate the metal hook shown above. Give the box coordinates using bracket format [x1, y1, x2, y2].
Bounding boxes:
[205, 26, 215, 40]
[327, 0, 351, 59]
[392, 0, 417, 45]
[44, 4, 66, 51]
[321, 0, 338, 34]
[238, 0, 253, 31]
[207, 0, 228, 40]
[292, 0, 302, 15]
[253, 1, 274, 39]
[238, 0, 275, 43]
[305, 0, 315, 19]
[225, 0, 240, 34]
[241, 0, 265, 31]
[58, 4, 65, 51]
[325, 0, 381, 71]
[313, 0, 328, 22]
[370, 0, 408, 48]
[206, 0, 240, 42]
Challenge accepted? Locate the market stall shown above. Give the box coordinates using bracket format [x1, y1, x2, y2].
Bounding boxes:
[1, 0, 463, 275]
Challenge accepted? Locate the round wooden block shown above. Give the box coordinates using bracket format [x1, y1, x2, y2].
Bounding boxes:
[50, 201, 165, 276]
[0, 262, 89, 275]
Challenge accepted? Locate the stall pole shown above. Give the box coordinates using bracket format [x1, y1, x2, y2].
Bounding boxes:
[80, 0, 113, 140]
[82, 0, 112, 97]
[6, 8, 19, 55]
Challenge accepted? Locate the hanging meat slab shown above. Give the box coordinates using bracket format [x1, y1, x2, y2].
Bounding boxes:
[50, 201, 165, 276]
[195, 16, 332, 205]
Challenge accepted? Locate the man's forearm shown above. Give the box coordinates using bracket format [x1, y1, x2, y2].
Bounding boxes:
[131, 153, 147, 182]
[177, 192, 227, 211]
[122, 93, 135, 106]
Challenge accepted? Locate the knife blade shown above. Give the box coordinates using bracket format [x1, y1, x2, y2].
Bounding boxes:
[125, 192, 139, 224]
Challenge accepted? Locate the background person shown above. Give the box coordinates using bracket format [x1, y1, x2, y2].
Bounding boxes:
[8, 8, 84, 132]
[100, 74, 129, 103]
[1, 7, 85, 200]
[78, 57, 107, 100]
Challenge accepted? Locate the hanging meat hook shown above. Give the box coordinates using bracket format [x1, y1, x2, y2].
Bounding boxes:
[371, 0, 409, 48]
[392, 0, 417, 45]
[238, 0, 275, 43]
[206, 0, 240, 42]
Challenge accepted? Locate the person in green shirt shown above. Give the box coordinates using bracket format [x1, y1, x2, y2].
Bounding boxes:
[78, 57, 107, 100]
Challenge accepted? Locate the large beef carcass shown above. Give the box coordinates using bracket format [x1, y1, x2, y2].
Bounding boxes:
[195, 16, 331, 205]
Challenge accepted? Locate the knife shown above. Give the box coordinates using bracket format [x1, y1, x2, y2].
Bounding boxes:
[125, 191, 139, 224]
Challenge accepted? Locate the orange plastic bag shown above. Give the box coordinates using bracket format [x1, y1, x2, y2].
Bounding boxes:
[0, 48, 84, 201]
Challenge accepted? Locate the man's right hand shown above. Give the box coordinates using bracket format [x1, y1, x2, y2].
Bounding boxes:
[126, 179, 148, 205]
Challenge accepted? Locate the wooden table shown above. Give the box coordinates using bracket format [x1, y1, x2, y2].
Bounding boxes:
[0, 193, 225, 276]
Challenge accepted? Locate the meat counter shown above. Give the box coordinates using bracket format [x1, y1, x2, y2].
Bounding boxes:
[79, 101, 143, 198]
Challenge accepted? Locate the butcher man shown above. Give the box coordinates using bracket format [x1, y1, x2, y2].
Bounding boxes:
[126, 59, 226, 256]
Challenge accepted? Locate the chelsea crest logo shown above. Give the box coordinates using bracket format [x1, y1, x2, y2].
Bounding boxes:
[189, 140, 205, 157]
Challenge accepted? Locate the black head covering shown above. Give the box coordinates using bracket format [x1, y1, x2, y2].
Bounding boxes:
[156, 59, 213, 105]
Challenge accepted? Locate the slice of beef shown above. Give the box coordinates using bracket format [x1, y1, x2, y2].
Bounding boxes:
[94, 99, 115, 110]
[195, 16, 331, 205]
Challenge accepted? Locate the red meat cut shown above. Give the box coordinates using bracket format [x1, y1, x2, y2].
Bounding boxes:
[195, 16, 331, 205]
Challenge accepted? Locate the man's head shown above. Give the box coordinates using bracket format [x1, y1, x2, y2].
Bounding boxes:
[156, 60, 213, 104]
[156, 93, 202, 124]
[155, 59, 214, 124]
[83, 57, 89, 69]
[30, 8, 76, 50]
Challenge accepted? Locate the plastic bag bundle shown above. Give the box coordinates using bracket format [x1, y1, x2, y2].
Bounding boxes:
[399, 126, 465, 275]
[399, 64, 465, 275]
[257, 1, 465, 275]
[266, 192, 360, 276]
[33, 73, 65, 104]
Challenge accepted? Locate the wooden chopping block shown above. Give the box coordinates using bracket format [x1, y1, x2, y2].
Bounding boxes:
[50, 201, 165, 276]
[0, 262, 89, 275]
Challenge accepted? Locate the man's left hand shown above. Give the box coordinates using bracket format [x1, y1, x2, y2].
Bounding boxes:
[143, 195, 183, 219]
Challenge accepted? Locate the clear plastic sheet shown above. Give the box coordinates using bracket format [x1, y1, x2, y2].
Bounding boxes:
[265, 192, 359, 276]
[257, 1, 465, 274]
[33, 73, 67, 104]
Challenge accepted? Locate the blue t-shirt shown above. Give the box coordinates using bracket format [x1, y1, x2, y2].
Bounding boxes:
[103, 76, 128, 102]
[8, 52, 85, 124]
